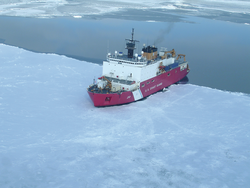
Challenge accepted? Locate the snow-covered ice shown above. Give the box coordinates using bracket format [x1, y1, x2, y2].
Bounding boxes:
[0, 44, 250, 187]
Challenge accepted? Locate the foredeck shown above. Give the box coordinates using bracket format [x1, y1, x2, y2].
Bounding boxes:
[88, 84, 127, 94]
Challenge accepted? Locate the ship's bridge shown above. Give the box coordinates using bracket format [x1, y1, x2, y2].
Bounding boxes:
[107, 53, 147, 66]
[107, 51, 172, 66]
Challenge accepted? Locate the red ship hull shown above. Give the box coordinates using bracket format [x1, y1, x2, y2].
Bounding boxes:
[88, 66, 189, 107]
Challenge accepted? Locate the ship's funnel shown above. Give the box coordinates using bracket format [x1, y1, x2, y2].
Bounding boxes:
[142, 45, 158, 60]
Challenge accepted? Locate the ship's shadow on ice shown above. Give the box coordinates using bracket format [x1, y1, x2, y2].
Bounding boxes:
[160, 76, 189, 93]
[176, 76, 189, 85]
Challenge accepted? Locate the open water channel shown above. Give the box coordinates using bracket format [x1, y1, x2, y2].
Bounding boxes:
[0, 15, 250, 94]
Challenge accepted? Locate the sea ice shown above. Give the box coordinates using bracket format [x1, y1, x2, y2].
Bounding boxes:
[0, 44, 250, 187]
[0, 0, 249, 22]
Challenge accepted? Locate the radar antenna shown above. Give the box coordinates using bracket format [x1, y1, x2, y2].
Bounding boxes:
[125, 28, 139, 58]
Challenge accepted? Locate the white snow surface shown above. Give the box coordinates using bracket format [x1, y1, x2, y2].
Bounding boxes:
[0, 44, 250, 187]
[0, 0, 249, 18]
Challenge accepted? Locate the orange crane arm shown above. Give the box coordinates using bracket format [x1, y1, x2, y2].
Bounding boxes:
[176, 54, 186, 61]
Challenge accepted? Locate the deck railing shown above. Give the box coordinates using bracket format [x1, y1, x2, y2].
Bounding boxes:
[107, 54, 164, 66]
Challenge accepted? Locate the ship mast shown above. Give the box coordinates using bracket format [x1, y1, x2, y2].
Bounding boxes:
[126, 28, 139, 58]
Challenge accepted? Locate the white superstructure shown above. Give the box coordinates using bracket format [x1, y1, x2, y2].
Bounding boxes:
[87, 28, 190, 107]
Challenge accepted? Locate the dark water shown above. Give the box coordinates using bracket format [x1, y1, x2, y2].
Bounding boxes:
[0, 16, 250, 94]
